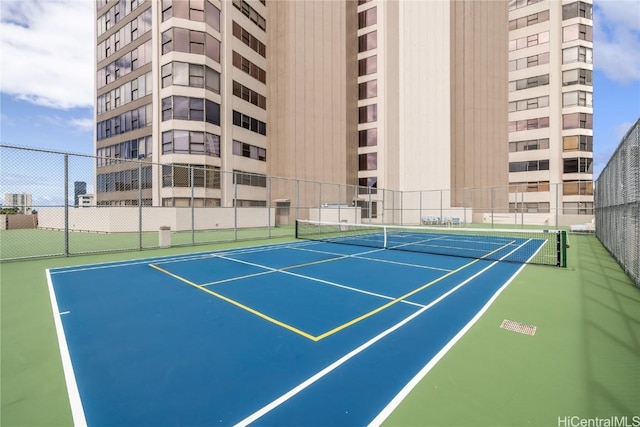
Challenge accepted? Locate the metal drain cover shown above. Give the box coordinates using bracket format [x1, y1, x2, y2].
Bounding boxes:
[500, 319, 537, 336]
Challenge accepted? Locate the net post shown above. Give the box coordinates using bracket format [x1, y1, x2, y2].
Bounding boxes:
[295, 219, 299, 239]
[560, 230, 568, 268]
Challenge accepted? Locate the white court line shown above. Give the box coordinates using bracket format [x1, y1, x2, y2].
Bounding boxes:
[46, 270, 87, 427]
[369, 238, 543, 425]
[213, 253, 427, 308]
[290, 245, 452, 272]
[233, 239, 532, 427]
[48, 240, 321, 274]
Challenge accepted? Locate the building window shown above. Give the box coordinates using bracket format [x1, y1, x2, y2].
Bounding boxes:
[508, 31, 549, 51]
[509, 181, 550, 192]
[358, 31, 377, 52]
[232, 21, 266, 57]
[358, 7, 377, 29]
[359, 153, 377, 171]
[358, 80, 377, 100]
[161, 96, 221, 125]
[508, 117, 549, 133]
[563, 181, 593, 196]
[562, 2, 593, 20]
[358, 55, 377, 76]
[162, 164, 220, 189]
[508, 0, 544, 11]
[509, 138, 549, 152]
[161, 28, 221, 62]
[358, 177, 378, 194]
[509, 9, 549, 30]
[161, 131, 220, 156]
[563, 135, 593, 152]
[232, 51, 266, 83]
[233, 170, 267, 187]
[562, 69, 592, 86]
[562, 46, 593, 64]
[233, 140, 266, 161]
[358, 104, 377, 123]
[563, 202, 593, 215]
[509, 74, 549, 92]
[359, 128, 377, 147]
[562, 91, 592, 107]
[509, 52, 550, 71]
[232, 0, 266, 31]
[562, 23, 593, 42]
[509, 202, 550, 213]
[508, 95, 549, 112]
[563, 157, 593, 173]
[232, 81, 266, 109]
[563, 113, 592, 129]
[232, 110, 266, 135]
[509, 160, 550, 172]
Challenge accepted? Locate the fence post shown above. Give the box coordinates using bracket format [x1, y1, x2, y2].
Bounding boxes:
[319, 182, 322, 223]
[267, 177, 272, 238]
[64, 154, 69, 256]
[138, 160, 142, 250]
[555, 183, 560, 228]
[439, 190, 443, 226]
[234, 177, 238, 241]
[520, 188, 524, 228]
[190, 166, 195, 246]
[419, 191, 422, 225]
[338, 184, 342, 223]
[296, 179, 300, 221]
[463, 188, 467, 226]
[400, 190, 404, 225]
[491, 187, 495, 229]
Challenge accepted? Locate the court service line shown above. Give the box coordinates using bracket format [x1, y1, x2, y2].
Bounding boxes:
[211, 254, 427, 309]
[312, 239, 519, 340]
[149, 263, 318, 341]
[233, 238, 531, 427]
[292, 245, 452, 272]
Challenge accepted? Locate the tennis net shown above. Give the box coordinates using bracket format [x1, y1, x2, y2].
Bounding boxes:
[295, 220, 567, 267]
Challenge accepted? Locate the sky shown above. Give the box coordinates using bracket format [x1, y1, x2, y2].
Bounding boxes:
[0, 0, 639, 199]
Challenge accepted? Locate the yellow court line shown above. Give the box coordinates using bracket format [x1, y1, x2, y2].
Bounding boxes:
[149, 263, 318, 341]
[313, 240, 517, 341]
[150, 240, 515, 342]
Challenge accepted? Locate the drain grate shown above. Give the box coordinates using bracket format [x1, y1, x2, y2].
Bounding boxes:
[500, 319, 537, 336]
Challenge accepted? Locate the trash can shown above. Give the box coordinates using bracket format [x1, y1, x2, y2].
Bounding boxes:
[159, 226, 171, 248]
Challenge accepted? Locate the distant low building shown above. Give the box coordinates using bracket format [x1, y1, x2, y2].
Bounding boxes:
[77, 194, 95, 208]
[4, 193, 33, 214]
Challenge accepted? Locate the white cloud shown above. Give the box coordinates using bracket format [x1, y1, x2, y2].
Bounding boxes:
[594, 0, 640, 83]
[0, 0, 94, 109]
[68, 117, 94, 133]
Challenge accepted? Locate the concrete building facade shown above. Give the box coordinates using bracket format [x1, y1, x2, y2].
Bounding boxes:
[95, 0, 594, 224]
[507, 0, 594, 217]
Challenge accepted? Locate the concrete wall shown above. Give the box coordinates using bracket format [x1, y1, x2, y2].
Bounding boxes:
[37, 207, 276, 233]
[0, 214, 38, 230]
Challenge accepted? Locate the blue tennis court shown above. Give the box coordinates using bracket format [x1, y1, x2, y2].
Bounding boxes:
[47, 229, 548, 426]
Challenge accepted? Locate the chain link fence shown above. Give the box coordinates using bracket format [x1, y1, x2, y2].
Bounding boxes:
[595, 119, 640, 288]
[1, 144, 595, 261]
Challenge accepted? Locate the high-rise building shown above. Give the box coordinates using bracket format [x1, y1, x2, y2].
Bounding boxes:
[74, 181, 87, 206]
[268, 0, 508, 220]
[507, 0, 594, 218]
[95, 0, 267, 207]
[94, 0, 519, 222]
